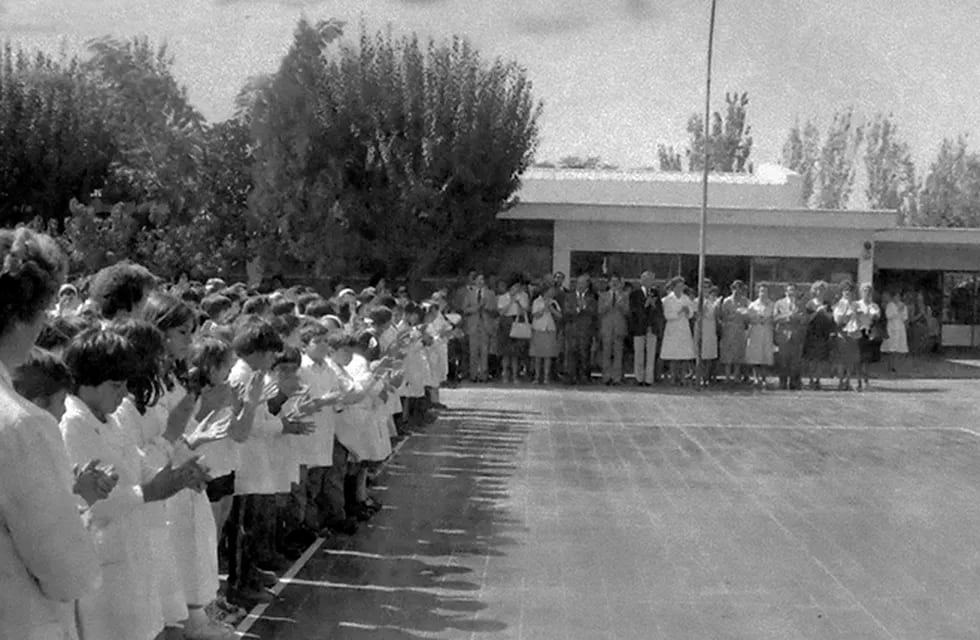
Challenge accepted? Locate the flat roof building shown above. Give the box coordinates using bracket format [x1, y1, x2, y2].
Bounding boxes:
[499, 165, 980, 347]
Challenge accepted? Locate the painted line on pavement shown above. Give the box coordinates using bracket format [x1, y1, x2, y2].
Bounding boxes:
[235, 429, 415, 637]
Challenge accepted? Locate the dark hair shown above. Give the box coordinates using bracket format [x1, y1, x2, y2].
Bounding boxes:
[180, 287, 204, 305]
[375, 296, 398, 310]
[88, 261, 157, 319]
[218, 287, 243, 304]
[232, 315, 283, 356]
[0, 228, 68, 337]
[201, 294, 233, 320]
[273, 345, 302, 368]
[36, 314, 98, 352]
[294, 293, 321, 315]
[186, 336, 234, 392]
[63, 327, 137, 390]
[299, 319, 331, 345]
[326, 331, 357, 351]
[667, 276, 685, 289]
[270, 300, 296, 317]
[110, 319, 166, 413]
[242, 296, 269, 316]
[304, 300, 334, 318]
[141, 291, 197, 333]
[270, 313, 300, 339]
[12, 347, 73, 401]
[368, 306, 393, 327]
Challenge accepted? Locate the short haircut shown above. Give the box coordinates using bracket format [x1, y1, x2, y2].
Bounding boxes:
[273, 345, 302, 368]
[295, 293, 321, 314]
[0, 228, 69, 336]
[187, 336, 233, 391]
[141, 291, 197, 333]
[110, 319, 166, 413]
[12, 348, 73, 401]
[403, 302, 422, 319]
[270, 299, 296, 317]
[242, 296, 269, 316]
[368, 306, 393, 327]
[180, 287, 204, 305]
[36, 314, 98, 351]
[63, 327, 137, 389]
[201, 294, 234, 320]
[667, 276, 685, 289]
[231, 315, 283, 356]
[375, 296, 397, 310]
[304, 300, 335, 318]
[326, 331, 357, 351]
[299, 319, 331, 345]
[88, 261, 157, 319]
[270, 313, 300, 338]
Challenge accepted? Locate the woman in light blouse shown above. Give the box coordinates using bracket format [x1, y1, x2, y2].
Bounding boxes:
[854, 283, 881, 391]
[831, 282, 860, 390]
[744, 284, 776, 389]
[530, 286, 562, 383]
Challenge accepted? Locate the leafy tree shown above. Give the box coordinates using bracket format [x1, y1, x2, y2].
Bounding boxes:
[686, 92, 753, 173]
[556, 156, 618, 170]
[862, 113, 917, 211]
[781, 118, 820, 205]
[245, 19, 542, 281]
[916, 136, 980, 227]
[808, 108, 864, 209]
[657, 144, 684, 171]
[0, 43, 115, 227]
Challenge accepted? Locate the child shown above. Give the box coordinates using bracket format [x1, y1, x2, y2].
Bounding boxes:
[60, 327, 206, 640]
[298, 323, 357, 536]
[12, 347, 118, 506]
[397, 303, 430, 429]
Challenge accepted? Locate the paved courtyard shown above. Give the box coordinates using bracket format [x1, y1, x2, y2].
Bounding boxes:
[244, 378, 980, 640]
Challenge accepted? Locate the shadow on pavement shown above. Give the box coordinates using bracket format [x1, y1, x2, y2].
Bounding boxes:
[247, 406, 533, 639]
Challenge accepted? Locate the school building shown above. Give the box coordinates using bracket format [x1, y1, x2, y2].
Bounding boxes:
[498, 165, 980, 347]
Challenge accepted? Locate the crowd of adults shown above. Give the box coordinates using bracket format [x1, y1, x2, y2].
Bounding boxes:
[451, 269, 942, 392]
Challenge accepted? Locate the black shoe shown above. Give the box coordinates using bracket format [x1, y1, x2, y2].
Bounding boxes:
[253, 568, 279, 588]
[227, 585, 276, 608]
[323, 517, 359, 536]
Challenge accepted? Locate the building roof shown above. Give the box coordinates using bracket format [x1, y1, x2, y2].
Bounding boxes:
[874, 227, 980, 245]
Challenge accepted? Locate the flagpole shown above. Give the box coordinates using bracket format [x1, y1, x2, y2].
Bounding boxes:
[695, 0, 718, 390]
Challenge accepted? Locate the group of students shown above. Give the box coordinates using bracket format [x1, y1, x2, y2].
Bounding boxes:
[0, 226, 458, 640]
[456, 270, 916, 392]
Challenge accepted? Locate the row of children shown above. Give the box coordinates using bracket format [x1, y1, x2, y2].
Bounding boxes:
[0, 227, 457, 640]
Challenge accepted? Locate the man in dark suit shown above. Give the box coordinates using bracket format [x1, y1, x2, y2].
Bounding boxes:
[564, 274, 598, 384]
[461, 272, 496, 381]
[552, 271, 569, 380]
[628, 270, 664, 386]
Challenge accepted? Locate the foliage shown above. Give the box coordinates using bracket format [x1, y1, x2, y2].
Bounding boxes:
[915, 136, 980, 227]
[555, 156, 618, 170]
[780, 119, 820, 206]
[245, 19, 542, 281]
[685, 92, 753, 173]
[862, 114, 917, 212]
[656, 145, 684, 171]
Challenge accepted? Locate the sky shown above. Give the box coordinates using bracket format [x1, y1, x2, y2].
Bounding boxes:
[1, 0, 979, 170]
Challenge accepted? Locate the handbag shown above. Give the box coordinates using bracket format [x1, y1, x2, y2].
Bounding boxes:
[509, 312, 532, 340]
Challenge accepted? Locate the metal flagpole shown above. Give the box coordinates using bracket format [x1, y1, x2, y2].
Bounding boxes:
[695, 0, 718, 390]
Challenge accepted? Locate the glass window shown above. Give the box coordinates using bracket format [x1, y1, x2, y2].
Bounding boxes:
[943, 272, 979, 324]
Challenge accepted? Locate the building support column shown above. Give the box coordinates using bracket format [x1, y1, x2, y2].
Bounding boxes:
[553, 245, 571, 279]
[858, 239, 875, 287]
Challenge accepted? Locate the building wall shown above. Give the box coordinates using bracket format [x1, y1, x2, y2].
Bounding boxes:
[875, 242, 980, 272]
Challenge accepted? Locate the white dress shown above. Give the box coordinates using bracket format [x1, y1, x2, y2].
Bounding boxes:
[230, 360, 293, 495]
[660, 293, 696, 361]
[114, 398, 187, 624]
[60, 395, 163, 640]
[696, 298, 719, 360]
[0, 363, 100, 640]
[338, 354, 392, 462]
[882, 301, 909, 354]
[299, 355, 339, 468]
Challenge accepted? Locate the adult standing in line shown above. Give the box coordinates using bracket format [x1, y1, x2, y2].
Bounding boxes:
[628, 270, 664, 387]
[497, 277, 530, 383]
[462, 273, 495, 382]
[881, 290, 909, 373]
[552, 272, 569, 381]
[564, 274, 598, 385]
[802, 281, 834, 389]
[718, 280, 750, 385]
[695, 282, 721, 386]
[854, 283, 882, 391]
[745, 284, 776, 389]
[0, 227, 104, 640]
[660, 276, 696, 385]
[597, 274, 630, 385]
[773, 283, 806, 390]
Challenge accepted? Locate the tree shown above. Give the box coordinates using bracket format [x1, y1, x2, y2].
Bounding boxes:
[863, 113, 916, 212]
[686, 92, 753, 173]
[657, 144, 684, 171]
[916, 136, 980, 227]
[809, 108, 864, 209]
[781, 118, 820, 206]
[0, 43, 115, 227]
[556, 156, 618, 170]
[245, 19, 542, 281]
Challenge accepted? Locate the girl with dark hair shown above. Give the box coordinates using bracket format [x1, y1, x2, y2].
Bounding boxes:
[60, 327, 207, 640]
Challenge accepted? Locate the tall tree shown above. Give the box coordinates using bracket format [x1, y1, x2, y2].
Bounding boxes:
[657, 144, 684, 171]
[862, 113, 917, 211]
[686, 92, 753, 173]
[810, 108, 864, 209]
[781, 118, 820, 206]
[245, 19, 542, 281]
[916, 136, 980, 227]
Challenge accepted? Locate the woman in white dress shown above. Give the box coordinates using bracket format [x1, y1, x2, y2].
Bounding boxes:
[880, 290, 909, 373]
[744, 284, 776, 388]
[660, 277, 696, 385]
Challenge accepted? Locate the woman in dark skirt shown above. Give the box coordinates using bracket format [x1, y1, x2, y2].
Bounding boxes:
[831, 282, 861, 390]
[802, 281, 834, 389]
[854, 283, 883, 391]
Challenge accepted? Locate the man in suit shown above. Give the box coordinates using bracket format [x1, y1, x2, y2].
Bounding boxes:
[598, 273, 631, 385]
[564, 274, 598, 384]
[551, 271, 569, 380]
[461, 272, 495, 381]
[629, 270, 665, 386]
